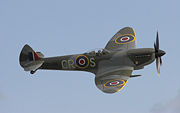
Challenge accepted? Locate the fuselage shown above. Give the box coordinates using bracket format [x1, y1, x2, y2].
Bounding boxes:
[39, 48, 155, 75]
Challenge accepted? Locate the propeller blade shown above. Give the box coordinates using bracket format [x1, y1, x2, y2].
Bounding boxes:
[160, 57, 162, 65]
[154, 43, 157, 52]
[156, 57, 160, 76]
[156, 32, 159, 50]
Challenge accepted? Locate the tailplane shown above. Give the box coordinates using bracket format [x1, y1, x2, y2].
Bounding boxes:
[19, 44, 44, 73]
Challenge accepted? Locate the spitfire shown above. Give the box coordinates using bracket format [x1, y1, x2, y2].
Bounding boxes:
[19, 27, 166, 94]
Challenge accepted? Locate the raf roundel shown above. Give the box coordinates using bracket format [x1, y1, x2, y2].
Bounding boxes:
[104, 80, 125, 87]
[121, 36, 130, 42]
[115, 34, 135, 44]
[75, 55, 89, 69]
[79, 58, 85, 65]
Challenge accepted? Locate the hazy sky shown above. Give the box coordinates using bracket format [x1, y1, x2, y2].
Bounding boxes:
[0, 0, 180, 113]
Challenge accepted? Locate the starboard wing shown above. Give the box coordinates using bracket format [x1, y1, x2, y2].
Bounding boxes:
[95, 70, 132, 93]
[105, 27, 136, 51]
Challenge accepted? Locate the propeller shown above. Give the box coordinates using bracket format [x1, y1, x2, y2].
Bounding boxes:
[154, 32, 166, 76]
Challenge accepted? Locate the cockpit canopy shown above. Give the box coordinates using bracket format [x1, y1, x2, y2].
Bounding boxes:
[86, 48, 110, 56]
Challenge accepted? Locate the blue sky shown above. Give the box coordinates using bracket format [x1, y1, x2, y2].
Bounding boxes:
[0, 0, 180, 113]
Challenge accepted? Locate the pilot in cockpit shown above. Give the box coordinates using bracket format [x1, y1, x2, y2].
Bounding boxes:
[88, 49, 110, 56]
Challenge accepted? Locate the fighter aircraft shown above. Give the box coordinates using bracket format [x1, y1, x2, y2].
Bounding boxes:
[19, 27, 166, 93]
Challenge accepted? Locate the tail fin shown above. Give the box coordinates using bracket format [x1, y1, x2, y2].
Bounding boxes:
[19, 44, 44, 72]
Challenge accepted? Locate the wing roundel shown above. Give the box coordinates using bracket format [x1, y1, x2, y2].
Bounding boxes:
[95, 75, 129, 94]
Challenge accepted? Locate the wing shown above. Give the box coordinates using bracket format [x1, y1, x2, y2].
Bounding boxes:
[105, 27, 136, 51]
[95, 70, 132, 94]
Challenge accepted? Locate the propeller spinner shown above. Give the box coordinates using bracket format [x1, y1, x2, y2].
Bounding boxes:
[154, 32, 166, 76]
